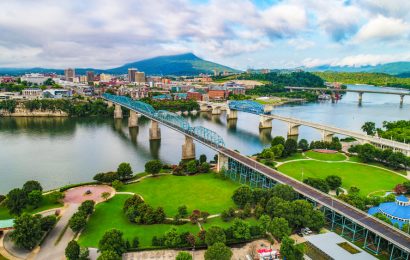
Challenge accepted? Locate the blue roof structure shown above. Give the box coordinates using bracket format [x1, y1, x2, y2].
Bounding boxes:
[368, 195, 410, 228]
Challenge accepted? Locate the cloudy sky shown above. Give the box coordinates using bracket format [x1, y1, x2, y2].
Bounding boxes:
[0, 0, 409, 70]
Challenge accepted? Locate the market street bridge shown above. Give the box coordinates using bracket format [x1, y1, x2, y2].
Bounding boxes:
[103, 93, 410, 259]
[285, 86, 410, 105]
[199, 100, 410, 156]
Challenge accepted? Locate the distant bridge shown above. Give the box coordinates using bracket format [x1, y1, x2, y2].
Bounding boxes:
[103, 93, 410, 259]
[285, 86, 410, 105]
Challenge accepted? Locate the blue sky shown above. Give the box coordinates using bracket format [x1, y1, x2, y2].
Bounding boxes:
[0, 0, 409, 69]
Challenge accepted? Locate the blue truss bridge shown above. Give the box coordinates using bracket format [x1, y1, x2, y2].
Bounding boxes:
[103, 93, 410, 259]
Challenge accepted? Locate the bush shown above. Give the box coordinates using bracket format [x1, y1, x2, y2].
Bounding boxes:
[69, 211, 87, 233]
[111, 180, 123, 191]
[93, 172, 118, 183]
[97, 250, 121, 260]
[65, 240, 80, 260]
[325, 175, 342, 190]
[27, 190, 43, 208]
[205, 226, 226, 246]
[204, 242, 232, 260]
[178, 205, 188, 217]
[145, 160, 163, 176]
[303, 177, 330, 193]
[79, 200, 95, 215]
[132, 237, 139, 248]
[40, 215, 57, 232]
[98, 229, 128, 257]
[176, 251, 193, 260]
[232, 186, 253, 208]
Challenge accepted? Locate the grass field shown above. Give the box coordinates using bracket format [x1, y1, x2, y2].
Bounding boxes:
[348, 156, 407, 175]
[78, 194, 201, 248]
[275, 152, 307, 162]
[121, 173, 240, 216]
[0, 192, 63, 220]
[201, 216, 259, 230]
[305, 151, 346, 161]
[278, 160, 406, 195]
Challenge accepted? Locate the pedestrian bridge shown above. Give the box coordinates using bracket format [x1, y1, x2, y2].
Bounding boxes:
[103, 94, 410, 259]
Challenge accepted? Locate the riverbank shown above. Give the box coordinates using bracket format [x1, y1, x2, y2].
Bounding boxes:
[0, 106, 68, 117]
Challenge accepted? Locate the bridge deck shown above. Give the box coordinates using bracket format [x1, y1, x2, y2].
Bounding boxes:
[285, 86, 410, 95]
[220, 148, 410, 252]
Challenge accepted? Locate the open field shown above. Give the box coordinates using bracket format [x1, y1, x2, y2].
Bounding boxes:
[0, 192, 63, 220]
[305, 151, 347, 161]
[201, 216, 260, 230]
[78, 194, 201, 248]
[274, 152, 307, 162]
[121, 173, 240, 216]
[278, 160, 406, 195]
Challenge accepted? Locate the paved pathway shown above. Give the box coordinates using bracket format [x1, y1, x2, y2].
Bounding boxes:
[35, 203, 79, 260]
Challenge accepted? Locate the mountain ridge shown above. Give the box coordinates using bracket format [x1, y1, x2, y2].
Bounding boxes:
[0, 53, 239, 76]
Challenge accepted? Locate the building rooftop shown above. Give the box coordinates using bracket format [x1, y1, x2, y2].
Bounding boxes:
[397, 195, 409, 203]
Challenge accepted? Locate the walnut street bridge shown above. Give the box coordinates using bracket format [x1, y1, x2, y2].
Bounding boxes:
[103, 94, 410, 259]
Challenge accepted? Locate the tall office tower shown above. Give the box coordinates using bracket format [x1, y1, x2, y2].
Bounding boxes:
[128, 68, 137, 82]
[64, 68, 75, 82]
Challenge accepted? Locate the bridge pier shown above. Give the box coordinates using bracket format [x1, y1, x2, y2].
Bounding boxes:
[264, 105, 273, 114]
[217, 152, 229, 172]
[199, 103, 210, 112]
[226, 108, 238, 120]
[211, 105, 221, 115]
[287, 123, 300, 136]
[128, 111, 139, 128]
[114, 104, 123, 119]
[358, 92, 363, 105]
[181, 136, 195, 160]
[321, 130, 334, 142]
[259, 115, 273, 129]
[400, 95, 405, 106]
[149, 120, 161, 140]
[107, 101, 113, 108]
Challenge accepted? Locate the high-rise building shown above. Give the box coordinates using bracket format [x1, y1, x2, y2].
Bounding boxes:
[64, 68, 75, 82]
[86, 71, 94, 82]
[135, 72, 145, 84]
[128, 68, 137, 82]
[100, 73, 112, 82]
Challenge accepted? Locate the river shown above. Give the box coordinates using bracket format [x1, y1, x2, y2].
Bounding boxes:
[0, 85, 409, 193]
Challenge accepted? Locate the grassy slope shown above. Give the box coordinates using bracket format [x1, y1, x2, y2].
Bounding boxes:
[78, 194, 200, 248]
[275, 153, 307, 162]
[0, 192, 63, 220]
[121, 173, 240, 216]
[278, 160, 406, 195]
[201, 217, 259, 230]
[305, 151, 346, 161]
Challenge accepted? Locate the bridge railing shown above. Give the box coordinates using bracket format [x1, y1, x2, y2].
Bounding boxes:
[102, 93, 226, 148]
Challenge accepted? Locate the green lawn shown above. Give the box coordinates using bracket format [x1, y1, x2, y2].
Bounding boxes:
[275, 152, 307, 162]
[0, 192, 63, 220]
[305, 151, 346, 161]
[201, 216, 260, 230]
[78, 194, 201, 248]
[278, 160, 407, 196]
[121, 173, 240, 216]
[348, 156, 407, 175]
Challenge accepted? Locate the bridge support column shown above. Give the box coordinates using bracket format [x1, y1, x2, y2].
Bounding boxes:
[259, 115, 272, 129]
[211, 106, 221, 115]
[128, 111, 139, 128]
[400, 95, 405, 106]
[226, 108, 237, 120]
[264, 105, 273, 114]
[114, 104, 123, 119]
[287, 123, 300, 136]
[149, 120, 161, 140]
[358, 92, 363, 105]
[181, 136, 195, 160]
[107, 101, 113, 108]
[321, 130, 334, 142]
[217, 152, 229, 172]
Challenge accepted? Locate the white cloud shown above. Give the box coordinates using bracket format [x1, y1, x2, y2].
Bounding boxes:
[352, 15, 410, 43]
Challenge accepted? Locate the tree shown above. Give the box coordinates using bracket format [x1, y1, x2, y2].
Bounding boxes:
[6, 188, 27, 216]
[361, 121, 376, 135]
[101, 192, 111, 201]
[79, 247, 89, 260]
[27, 190, 43, 208]
[204, 242, 232, 260]
[117, 162, 133, 180]
[111, 180, 123, 191]
[298, 139, 309, 151]
[303, 177, 330, 193]
[280, 237, 303, 260]
[268, 217, 291, 241]
[69, 211, 87, 233]
[205, 226, 226, 246]
[201, 211, 210, 223]
[186, 233, 196, 248]
[132, 237, 139, 248]
[79, 200, 95, 215]
[232, 218, 251, 240]
[11, 213, 42, 250]
[178, 205, 188, 217]
[283, 138, 298, 157]
[232, 185, 253, 208]
[176, 251, 193, 260]
[199, 154, 207, 164]
[325, 175, 342, 190]
[97, 250, 121, 260]
[185, 160, 197, 174]
[164, 227, 181, 247]
[22, 180, 43, 194]
[145, 160, 163, 176]
[65, 240, 80, 260]
[271, 144, 284, 158]
[154, 207, 166, 223]
[271, 136, 285, 147]
[99, 229, 128, 257]
[271, 184, 298, 201]
[40, 215, 57, 232]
